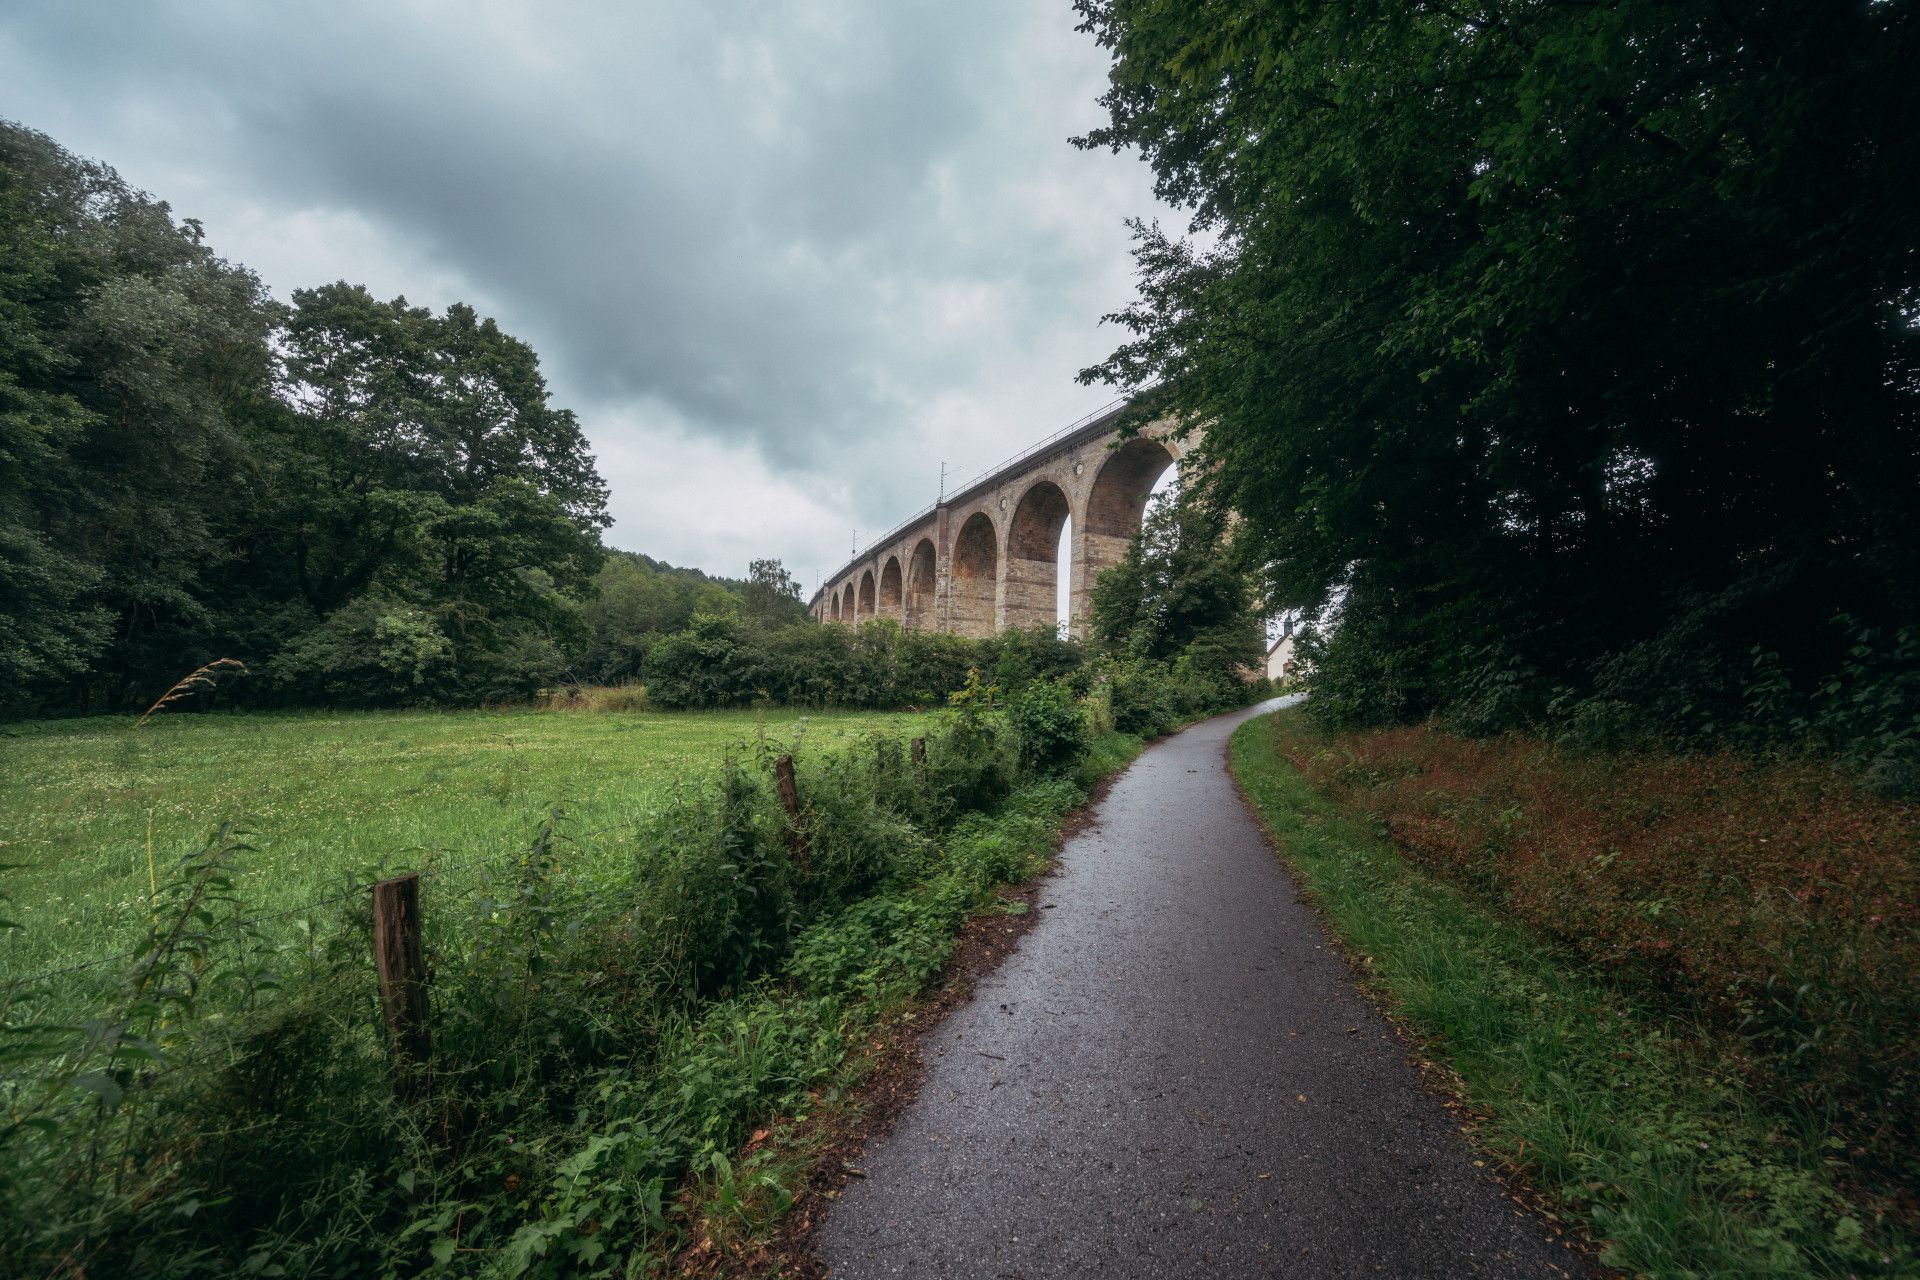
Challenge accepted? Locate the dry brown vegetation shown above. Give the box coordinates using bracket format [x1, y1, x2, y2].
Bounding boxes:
[1283, 724, 1920, 1182]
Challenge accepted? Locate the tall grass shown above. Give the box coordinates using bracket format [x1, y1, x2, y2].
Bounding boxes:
[0, 684, 1140, 1276]
[0, 704, 934, 983]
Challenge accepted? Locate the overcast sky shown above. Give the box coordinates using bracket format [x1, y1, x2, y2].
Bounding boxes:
[2, 1, 1166, 590]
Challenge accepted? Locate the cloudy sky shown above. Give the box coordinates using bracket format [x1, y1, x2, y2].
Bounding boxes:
[2, 1, 1168, 590]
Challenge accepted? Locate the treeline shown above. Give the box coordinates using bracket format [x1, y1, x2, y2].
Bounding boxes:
[633, 483, 1269, 732]
[1076, 2, 1920, 789]
[579, 553, 810, 686]
[0, 122, 638, 714]
[0, 117, 1268, 724]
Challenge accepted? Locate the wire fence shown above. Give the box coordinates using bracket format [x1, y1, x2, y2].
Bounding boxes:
[1, 841, 570, 993]
[0, 803, 693, 995]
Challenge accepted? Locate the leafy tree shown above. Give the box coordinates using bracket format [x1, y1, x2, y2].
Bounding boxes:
[1, 123, 615, 712]
[1089, 487, 1262, 679]
[1, 121, 278, 709]
[1074, 2, 1920, 738]
[643, 610, 764, 709]
[740, 558, 809, 630]
[580, 551, 746, 682]
[260, 284, 608, 701]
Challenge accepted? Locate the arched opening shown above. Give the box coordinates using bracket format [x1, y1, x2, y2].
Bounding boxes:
[1053, 514, 1072, 636]
[878, 555, 903, 619]
[949, 511, 998, 638]
[905, 538, 937, 630]
[842, 582, 856, 621]
[830, 592, 841, 622]
[1076, 436, 1178, 631]
[1004, 480, 1071, 633]
[857, 569, 876, 620]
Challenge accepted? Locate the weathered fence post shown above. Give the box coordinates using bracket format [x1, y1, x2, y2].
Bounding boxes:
[772, 754, 811, 871]
[372, 872, 431, 1097]
[910, 736, 926, 768]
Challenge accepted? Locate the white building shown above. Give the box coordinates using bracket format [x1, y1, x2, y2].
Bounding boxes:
[1264, 612, 1299, 683]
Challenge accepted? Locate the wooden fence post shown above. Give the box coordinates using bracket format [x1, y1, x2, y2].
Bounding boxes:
[910, 736, 926, 768]
[372, 872, 431, 1097]
[772, 754, 810, 872]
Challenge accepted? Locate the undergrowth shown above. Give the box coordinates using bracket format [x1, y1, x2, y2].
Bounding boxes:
[1231, 707, 1918, 1278]
[0, 672, 1167, 1276]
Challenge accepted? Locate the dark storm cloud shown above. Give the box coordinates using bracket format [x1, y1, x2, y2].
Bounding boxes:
[0, 1, 1160, 576]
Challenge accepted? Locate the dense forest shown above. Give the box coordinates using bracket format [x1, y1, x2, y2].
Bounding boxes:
[0, 122, 820, 715]
[1075, 0, 1919, 788]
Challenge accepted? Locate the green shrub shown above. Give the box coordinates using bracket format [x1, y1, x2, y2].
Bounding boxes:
[267, 594, 458, 706]
[1106, 657, 1178, 737]
[643, 611, 762, 709]
[640, 617, 1091, 713]
[1006, 676, 1090, 774]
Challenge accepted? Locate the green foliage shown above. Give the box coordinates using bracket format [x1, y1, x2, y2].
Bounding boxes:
[0, 677, 1118, 1276]
[260, 283, 608, 706]
[0, 122, 613, 714]
[1075, 2, 1920, 760]
[1090, 484, 1260, 677]
[1087, 482, 1265, 734]
[641, 611, 762, 711]
[1103, 656, 1178, 738]
[1231, 709, 1919, 1277]
[0, 121, 277, 710]
[981, 624, 1092, 694]
[739, 558, 810, 632]
[1100, 652, 1261, 740]
[642, 617, 1094, 712]
[1004, 677, 1090, 775]
[266, 594, 457, 705]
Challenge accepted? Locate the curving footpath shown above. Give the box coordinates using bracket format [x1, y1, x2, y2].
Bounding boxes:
[819, 698, 1585, 1278]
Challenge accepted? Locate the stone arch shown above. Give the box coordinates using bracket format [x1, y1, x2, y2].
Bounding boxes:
[842, 582, 856, 621]
[1004, 479, 1072, 632]
[878, 555, 903, 619]
[1074, 436, 1179, 633]
[949, 511, 998, 638]
[830, 592, 842, 622]
[857, 569, 876, 620]
[904, 537, 937, 630]
[1085, 436, 1177, 538]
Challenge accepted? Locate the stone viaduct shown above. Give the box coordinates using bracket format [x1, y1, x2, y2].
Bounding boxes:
[809, 402, 1193, 639]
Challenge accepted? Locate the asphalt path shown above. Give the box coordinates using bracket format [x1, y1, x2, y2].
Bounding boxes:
[818, 697, 1584, 1278]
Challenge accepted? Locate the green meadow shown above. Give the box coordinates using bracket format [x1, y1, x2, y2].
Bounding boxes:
[0, 705, 931, 981]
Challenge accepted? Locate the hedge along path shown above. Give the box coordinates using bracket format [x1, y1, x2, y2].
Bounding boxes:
[817, 697, 1584, 1279]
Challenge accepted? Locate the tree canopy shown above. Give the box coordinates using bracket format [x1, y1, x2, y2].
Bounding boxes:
[1074, 1, 1920, 757]
[1089, 483, 1262, 682]
[0, 122, 627, 710]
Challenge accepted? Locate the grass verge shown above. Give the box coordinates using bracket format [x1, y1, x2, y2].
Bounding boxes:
[1230, 708, 1916, 1279]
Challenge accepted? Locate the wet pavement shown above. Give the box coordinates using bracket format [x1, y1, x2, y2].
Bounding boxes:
[818, 698, 1584, 1278]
